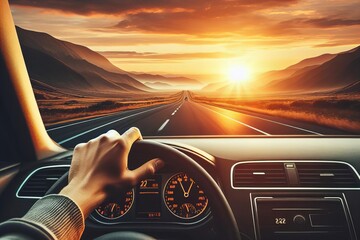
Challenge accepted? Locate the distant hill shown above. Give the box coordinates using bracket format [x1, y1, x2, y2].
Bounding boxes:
[130, 73, 202, 87]
[257, 53, 336, 88]
[17, 27, 127, 74]
[17, 26, 152, 95]
[287, 53, 336, 70]
[200, 52, 335, 94]
[200, 46, 359, 95]
[143, 81, 174, 90]
[201, 81, 227, 92]
[265, 46, 360, 93]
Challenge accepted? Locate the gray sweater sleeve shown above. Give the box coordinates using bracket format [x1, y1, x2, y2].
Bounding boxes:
[0, 194, 85, 240]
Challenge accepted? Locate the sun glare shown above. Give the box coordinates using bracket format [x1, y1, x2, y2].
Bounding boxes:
[227, 65, 252, 84]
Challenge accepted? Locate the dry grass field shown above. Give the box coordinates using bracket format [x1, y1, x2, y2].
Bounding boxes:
[192, 93, 360, 134]
[35, 90, 182, 125]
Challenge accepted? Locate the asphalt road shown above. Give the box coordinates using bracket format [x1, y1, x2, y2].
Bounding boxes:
[47, 92, 348, 148]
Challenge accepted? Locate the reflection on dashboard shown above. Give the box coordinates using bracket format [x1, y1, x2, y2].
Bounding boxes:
[91, 172, 210, 224]
[164, 173, 208, 219]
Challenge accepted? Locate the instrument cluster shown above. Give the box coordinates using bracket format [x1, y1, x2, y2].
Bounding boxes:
[90, 172, 210, 225]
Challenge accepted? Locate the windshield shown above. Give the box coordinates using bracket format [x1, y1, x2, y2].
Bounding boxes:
[10, 0, 360, 148]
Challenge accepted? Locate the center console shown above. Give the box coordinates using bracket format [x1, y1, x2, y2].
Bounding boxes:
[251, 193, 356, 240]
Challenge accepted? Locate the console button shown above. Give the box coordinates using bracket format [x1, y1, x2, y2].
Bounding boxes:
[293, 215, 306, 225]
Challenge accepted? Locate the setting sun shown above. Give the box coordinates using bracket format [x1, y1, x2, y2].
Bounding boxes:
[227, 65, 252, 84]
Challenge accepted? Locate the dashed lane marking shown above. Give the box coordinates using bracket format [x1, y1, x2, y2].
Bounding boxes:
[58, 104, 166, 144]
[158, 119, 170, 132]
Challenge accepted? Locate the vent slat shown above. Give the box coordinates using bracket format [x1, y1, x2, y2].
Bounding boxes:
[297, 163, 358, 187]
[233, 163, 287, 187]
[234, 174, 285, 177]
[18, 166, 69, 198]
[232, 162, 359, 188]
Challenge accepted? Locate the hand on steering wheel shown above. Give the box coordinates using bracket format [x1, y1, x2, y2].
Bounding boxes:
[60, 128, 164, 218]
[51, 128, 241, 240]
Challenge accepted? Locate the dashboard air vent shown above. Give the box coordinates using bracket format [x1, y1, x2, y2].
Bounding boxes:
[17, 166, 69, 198]
[232, 163, 287, 187]
[297, 162, 359, 187]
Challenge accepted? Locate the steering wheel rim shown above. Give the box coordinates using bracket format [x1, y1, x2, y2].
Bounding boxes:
[47, 140, 241, 240]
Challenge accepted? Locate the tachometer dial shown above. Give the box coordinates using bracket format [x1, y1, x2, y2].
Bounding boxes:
[164, 173, 208, 219]
[179, 203, 196, 218]
[95, 189, 134, 219]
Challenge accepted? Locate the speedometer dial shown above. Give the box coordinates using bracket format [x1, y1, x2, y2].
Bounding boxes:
[95, 189, 134, 219]
[164, 173, 208, 219]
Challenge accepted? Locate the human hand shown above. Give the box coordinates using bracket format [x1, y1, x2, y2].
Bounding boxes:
[60, 128, 164, 218]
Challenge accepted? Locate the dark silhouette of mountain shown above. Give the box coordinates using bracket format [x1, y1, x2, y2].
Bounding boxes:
[257, 53, 336, 88]
[287, 54, 336, 70]
[17, 27, 126, 73]
[265, 46, 360, 93]
[202, 47, 359, 95]
[202, 53, 336, 94]
[16, 26, 150, 95]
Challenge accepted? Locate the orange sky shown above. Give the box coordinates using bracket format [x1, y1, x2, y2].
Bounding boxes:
[10, 0, 360, 81]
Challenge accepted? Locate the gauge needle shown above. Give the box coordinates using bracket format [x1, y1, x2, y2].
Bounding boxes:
[179, 179, 188, 197]
[111, 203, 116, 212]
[185, 203, 189, 212]
[186, 180, 194, 196]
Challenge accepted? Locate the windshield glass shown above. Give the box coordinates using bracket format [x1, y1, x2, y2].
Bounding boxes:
[10, 0, 360, 148]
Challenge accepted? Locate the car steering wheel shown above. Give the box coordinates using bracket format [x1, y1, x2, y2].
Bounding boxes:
[46, 140, 241, 240]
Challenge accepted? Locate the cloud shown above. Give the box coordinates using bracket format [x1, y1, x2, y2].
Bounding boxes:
[10, 0, 360, 72]
[12, 0, 360, 39]
[281, 17, 360, 28]
[10, 0, 298, 16]
[306, 18, 360, 28]
[11, 0, 298, 36]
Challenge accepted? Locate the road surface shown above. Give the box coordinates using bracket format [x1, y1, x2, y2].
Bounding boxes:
[47, 92, 348, 148]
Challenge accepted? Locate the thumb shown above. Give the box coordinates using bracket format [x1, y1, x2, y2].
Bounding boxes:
[131, 158, 165, 183]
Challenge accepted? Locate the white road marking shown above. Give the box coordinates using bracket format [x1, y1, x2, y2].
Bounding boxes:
[47, 114, 113, 132]
[158, 119, 170, 132]
[58, 105, 166, 144]
[48, 102, 180, 132]
[206, 104, 323, 135]
[200, 105, 271, 135]
[171, 103, 182, 116]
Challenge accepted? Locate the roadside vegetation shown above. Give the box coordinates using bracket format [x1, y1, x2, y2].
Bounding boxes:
[36, 91, 182, 125]
[191, 93, 360, 134]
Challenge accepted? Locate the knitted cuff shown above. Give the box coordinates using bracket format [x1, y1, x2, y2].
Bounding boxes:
[22, 194, 85, 240]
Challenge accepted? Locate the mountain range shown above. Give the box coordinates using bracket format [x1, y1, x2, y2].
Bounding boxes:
[130, 73, 202, 88]
[16, 26, 201, 96]
[17, 26, 360, 96]
[202, 46, 360, 94]
[264, 46, 360, 93]
[257, 53, 336, 88]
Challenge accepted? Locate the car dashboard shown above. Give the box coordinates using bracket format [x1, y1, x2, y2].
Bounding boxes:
[15, 164, 212, 226]
[1, 137, 360, 240]
[89, 171, 211, 226]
